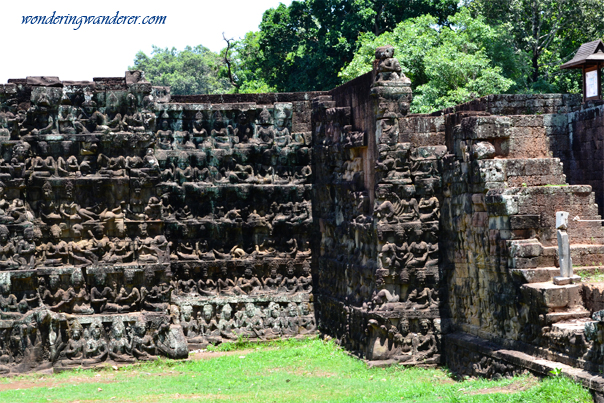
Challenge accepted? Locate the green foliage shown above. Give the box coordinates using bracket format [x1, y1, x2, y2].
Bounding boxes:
[221, 31, 276, 94]
[466, 0, 604, 93]
[0, 338, 593, 403]
[240, 0, 459, 92]
[341, 10, 517, 113]
[130, 45, 232, 96]
[549, 367, 563, 376]
[133, 0, 604, 103]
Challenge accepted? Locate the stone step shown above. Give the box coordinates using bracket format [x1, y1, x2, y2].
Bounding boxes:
[445, 331, 604, 397]
[520, 282, 584, 313]
[511, 267, 560, 283]
[503, 158, 567, 187]
[488, 185, 604, 245]
[574, 266, 604, 280]
[546, 308, 590, 325]
[512, 264, 604, 284]
[510, 240, 604, 270]
[569, 244, 604, 267]
[473, 158, 567, 188]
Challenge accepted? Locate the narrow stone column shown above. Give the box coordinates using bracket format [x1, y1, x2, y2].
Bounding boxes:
[553, 211, 581, 285]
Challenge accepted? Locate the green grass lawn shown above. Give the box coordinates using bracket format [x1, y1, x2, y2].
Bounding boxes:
[0, 337, 592, 403]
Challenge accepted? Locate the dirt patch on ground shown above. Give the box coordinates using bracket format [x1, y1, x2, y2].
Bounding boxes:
[466, 376, 539, 395]
[0, 373, 121, 392]
[188, 348, 257, 360]
[0, 348, 264, 393]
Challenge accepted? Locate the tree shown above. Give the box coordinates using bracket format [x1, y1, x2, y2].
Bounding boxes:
[246, 0, 459, 92]
[220, 32, 276, 94]
[466, 0, 604, 92]
[340, 10, 518, 113]
[130, 45, 232, 95]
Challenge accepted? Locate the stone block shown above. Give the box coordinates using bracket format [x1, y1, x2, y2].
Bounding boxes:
[509, 215, 540, 230]
[521, 282, 583, 310]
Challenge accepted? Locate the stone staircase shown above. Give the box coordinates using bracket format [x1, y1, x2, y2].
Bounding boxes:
[452, 112, 604, 365]
[464, 114, 604, 327]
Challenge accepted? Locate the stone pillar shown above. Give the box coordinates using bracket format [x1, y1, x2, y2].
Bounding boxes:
[553, 211, 581, 285]
[370, 45, 413, 146]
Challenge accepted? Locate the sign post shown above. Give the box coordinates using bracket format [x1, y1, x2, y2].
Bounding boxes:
[560, 40, 604, 102]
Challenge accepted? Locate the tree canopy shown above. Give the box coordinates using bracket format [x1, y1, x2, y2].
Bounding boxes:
[248, 0, 459, 92]
[129, 45, 232, 96]
[131, 0, 604, 110]
[466, 0, 604, 93]
[340, 10, 520, 112]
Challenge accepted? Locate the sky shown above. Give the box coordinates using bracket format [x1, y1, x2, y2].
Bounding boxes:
[0, 0, 292, 83]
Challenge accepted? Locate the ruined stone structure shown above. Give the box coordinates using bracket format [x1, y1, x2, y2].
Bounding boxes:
[309, 46, 604, 396]
[0, 73, 315, 373]
[4, 45, 604, 397]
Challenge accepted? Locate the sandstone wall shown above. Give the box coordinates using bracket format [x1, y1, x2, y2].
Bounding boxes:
[312, 52, 443, 365]
[3, 57, 604, 382]
[0, 73, 315, 373]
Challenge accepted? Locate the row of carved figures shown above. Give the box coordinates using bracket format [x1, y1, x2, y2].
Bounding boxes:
[35, 190, 312, 228]
[0, 277, 172, 315]
[0, 106, 301, 145]
[0, 263, 312, 315]
[375, 196, 440, 224]
[0, 144, 312, 183]
[173, 264, 311, 297]
[0, 226, 310, 269]
[0, 316, 184, 371]
[366, 317, 440, 363]
[180, 301, 315, 344]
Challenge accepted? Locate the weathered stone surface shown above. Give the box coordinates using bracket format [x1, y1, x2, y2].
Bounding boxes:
[0, 70, 317, 373]
[4, 44, 604, 397]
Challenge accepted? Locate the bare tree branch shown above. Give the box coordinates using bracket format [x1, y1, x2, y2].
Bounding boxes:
[222, 32, 240, 89]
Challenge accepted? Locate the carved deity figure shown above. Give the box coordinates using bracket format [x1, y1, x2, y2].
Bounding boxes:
[257, 109, 275, 145]
[273, 108, 291, 147]
[108, 320, 135, 363]
[371, 277, 400, 310]
[405, 277, 437, 310]
[0, 284, 18, 313]
[181, 306, 205, 344]
[233, 110, 254, 143]
[64, 323, 86, 361]
[0, 225, 17, 269]
[263, 265, 282, 292]
[237, 268, 263, 295]
[217, 267, 244, 296]
[85, 321, 108, 363]
[197, 267, 217, 296]
[198, 304, 219, 339]
[279, 264, 298, 294]
[211, 111, 235, 149]
[131, 320, 157, 360]
[374, 45, 403, 82]
[217, 304, 238, 340]
[71, 270, 93, 314]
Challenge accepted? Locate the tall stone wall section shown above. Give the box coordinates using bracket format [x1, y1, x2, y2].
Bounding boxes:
[312, 48, 443, 365]
[312, 80, 604, 381]
[566, 102, 604, 217]
[435, 96, 604, 378]
[0, 74, 316, 373]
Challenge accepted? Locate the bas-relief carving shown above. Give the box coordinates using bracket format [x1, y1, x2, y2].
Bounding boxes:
[0, 74, 314, 373]
[311, 46, 442, 365]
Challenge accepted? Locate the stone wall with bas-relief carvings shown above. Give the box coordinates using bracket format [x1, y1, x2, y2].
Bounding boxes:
[312, 46, 444, 366]
[0, 74, 317, 373]
[3, 46, 604, 381]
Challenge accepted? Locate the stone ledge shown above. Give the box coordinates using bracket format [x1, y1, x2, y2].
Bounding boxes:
[446, 332, 604, 394]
